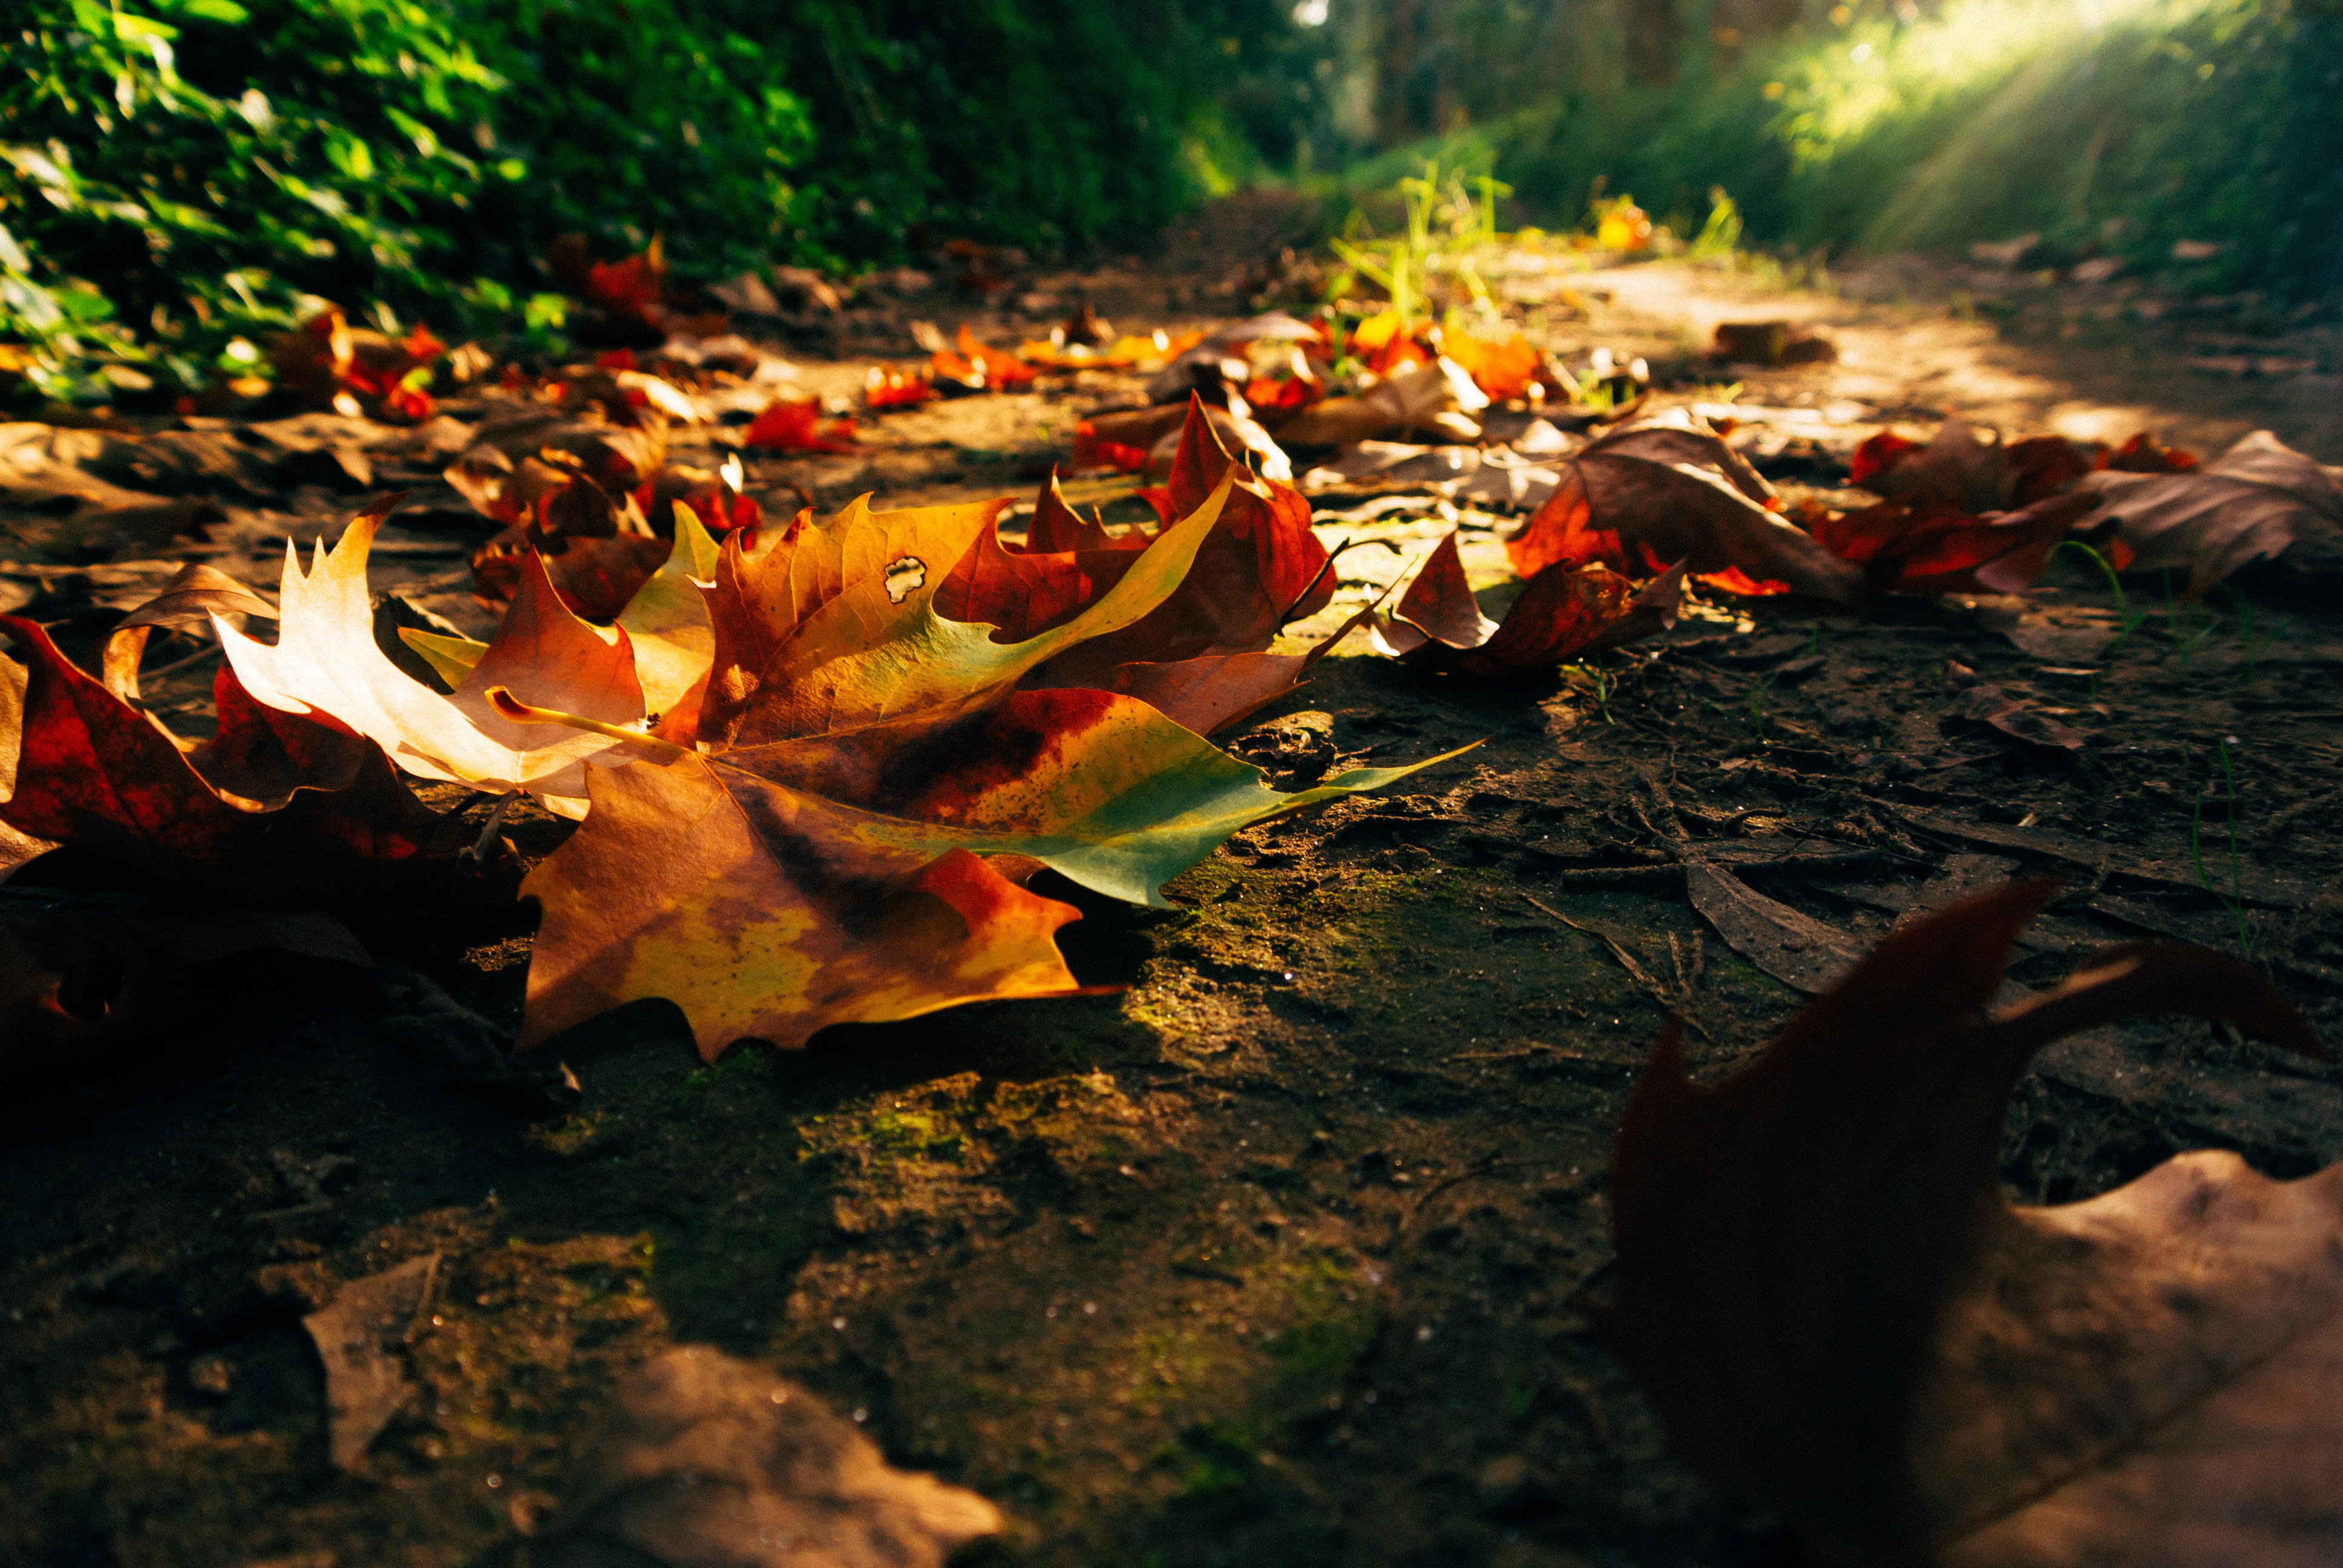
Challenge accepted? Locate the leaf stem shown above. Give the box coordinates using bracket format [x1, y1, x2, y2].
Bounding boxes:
[485, 687, 690, 760]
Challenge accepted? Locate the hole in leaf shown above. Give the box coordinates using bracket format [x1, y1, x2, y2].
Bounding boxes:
[883, 556, 927, 604]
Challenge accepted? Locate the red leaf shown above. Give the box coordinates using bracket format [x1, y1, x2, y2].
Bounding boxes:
[0, 617, 468, 910]
[2100, 430, 2201, 473]
[1849, 428, 1919, 487]
[744, 397, 857, 452]
[1810, 492, 2097, 595]
[863, 364, 938, 409]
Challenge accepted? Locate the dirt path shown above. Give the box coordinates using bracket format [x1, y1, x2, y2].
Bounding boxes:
[4, 249, 2342, 1567]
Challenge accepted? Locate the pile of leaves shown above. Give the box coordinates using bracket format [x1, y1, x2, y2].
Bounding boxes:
[0, 408, 1463, 1071]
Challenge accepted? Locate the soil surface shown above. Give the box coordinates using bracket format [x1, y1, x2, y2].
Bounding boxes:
[5, 213, 2342, 1567]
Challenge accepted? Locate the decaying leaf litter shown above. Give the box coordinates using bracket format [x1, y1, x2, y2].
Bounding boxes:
[5, 207, 2343, 1567]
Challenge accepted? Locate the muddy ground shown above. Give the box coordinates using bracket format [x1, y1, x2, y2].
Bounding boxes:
[5, 218, 2342, 1567]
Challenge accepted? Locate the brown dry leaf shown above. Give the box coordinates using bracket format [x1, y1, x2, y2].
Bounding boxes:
[0, 421, 224, 560]
[1604, 881, 2333, 1567]
[1507, 414, 1863, 604]
[536, 1347, 1001, 1568]
[1711, 320, 1838, 366]
[304, 1253, 440, 1470]
[1271, 357, 1489, 446]
[1851, 420, 2090, 513]
[2074, 430, 2343, 586]
[1946, 661, 2086, 751]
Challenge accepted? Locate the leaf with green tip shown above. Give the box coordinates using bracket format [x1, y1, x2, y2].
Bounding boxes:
[517, 686, 1470, 1056]
[509, 475, 1464, 1059]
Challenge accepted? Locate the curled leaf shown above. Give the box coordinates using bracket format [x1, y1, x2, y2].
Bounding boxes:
[1372, 531, 1682, 676]
[1605, 881, 2330, 1567]
[1508, 416, 1864, 605]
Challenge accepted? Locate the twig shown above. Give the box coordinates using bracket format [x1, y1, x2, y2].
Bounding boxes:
[1521, 892, 1712, 1040]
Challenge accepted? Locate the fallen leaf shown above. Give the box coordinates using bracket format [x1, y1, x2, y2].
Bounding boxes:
[1017, 472, 1146, 555]
[1711, 321, 1837, 366]
[471, 476, 670, 621]
[1604, 881, 2330, 1567]
[405, 505, 722, 722]
[1442, 330, 1546, 400]
[1507, 416, 1864, 605]
[1024, 610, 1372, 737]
[931, 324, 1037, 392]
[506, 474, 1463, 1057]
[1071, 405, 1188, 472]
[863, 364, 938, 409]
[0, 422, 224, 559]
[0, 653, 59, 877]
[1271, 357, 1489, 446]
[267, 307, 443, 420]
[1371, 531, 1683, 676]
[1809, 491, 2098, 594]
[304, 1254, 440, 1470]
[0, 613, 465, 904]
[536, 1347, 1001, 1568]
[2098, 431, 2198, 474]
[218, 498, 653, 817]
[942, 401, 1335, 688]
[1945, 661, 2087, 751]
[2074, 430, 2343, 586]
[1853, 419, 2088, 512]
[743, 396, 857, 452]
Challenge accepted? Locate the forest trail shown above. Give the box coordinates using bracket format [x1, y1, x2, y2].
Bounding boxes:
[4, 229, 2340, 1567]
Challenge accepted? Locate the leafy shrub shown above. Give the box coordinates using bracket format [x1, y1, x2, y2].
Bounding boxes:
[0, 0, 1299, 399]
[1323, 0, 2342, 302]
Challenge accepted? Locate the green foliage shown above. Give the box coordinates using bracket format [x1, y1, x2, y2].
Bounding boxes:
[1464, 0, 2343, 299]
[1299, 1, 2338, 303]
[0, 0, 1302, 399]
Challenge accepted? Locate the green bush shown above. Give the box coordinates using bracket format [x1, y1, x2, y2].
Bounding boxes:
[0, 0, 1302, 399]
[1333, 0, 2342, 302]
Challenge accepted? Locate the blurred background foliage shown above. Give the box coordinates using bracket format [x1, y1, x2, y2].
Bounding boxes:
[1, 0, 2335, 398]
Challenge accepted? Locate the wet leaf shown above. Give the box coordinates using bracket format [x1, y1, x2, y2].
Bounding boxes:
[1371, 530, 1683, 676]
[1605, 882, 2330, 1567]
[538, 1347, 1001, 1568]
